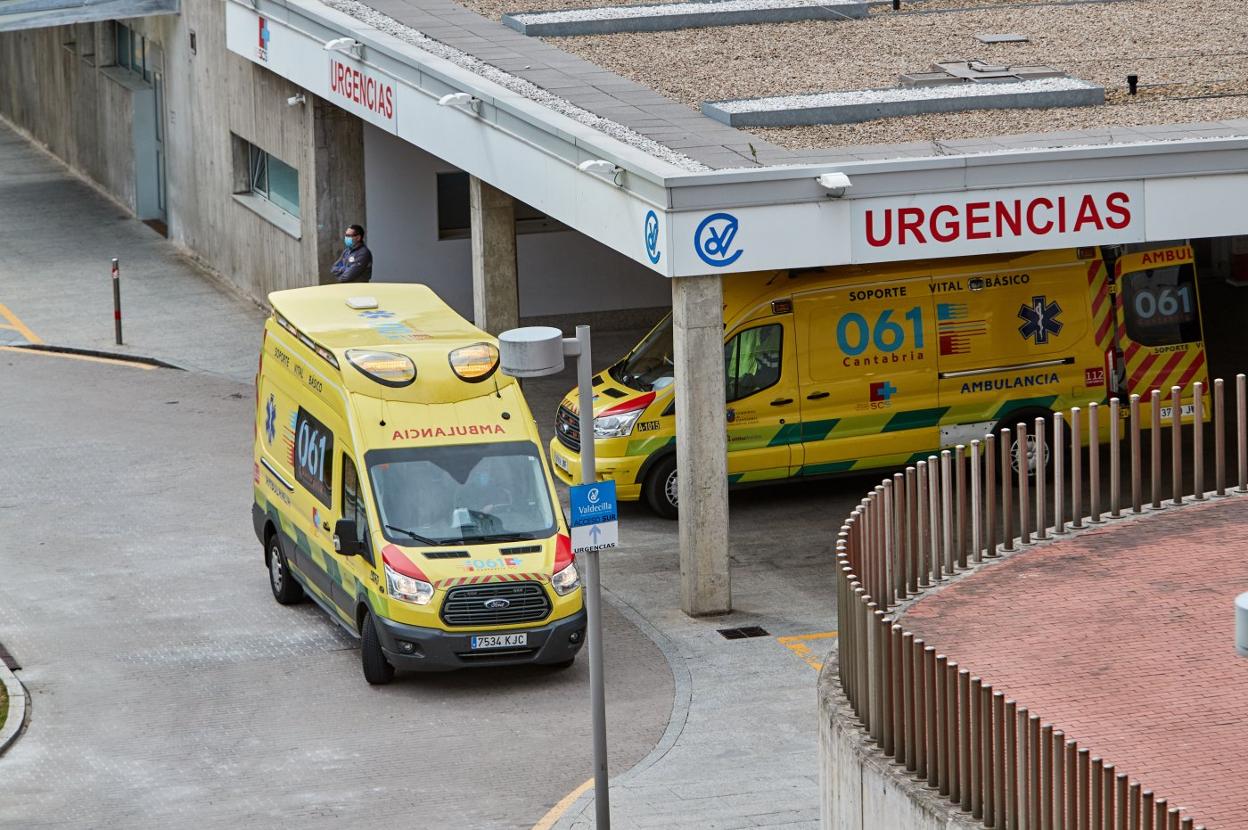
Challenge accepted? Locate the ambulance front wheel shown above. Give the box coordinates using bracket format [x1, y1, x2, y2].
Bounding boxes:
[644, 455, 679, 519]
[267, 534, 304, 605]
[361, 611, 396, 685]
[992, 410, 1056, 477]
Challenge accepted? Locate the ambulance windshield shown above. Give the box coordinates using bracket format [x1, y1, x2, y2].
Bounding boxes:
[367, 441, 557, 545]
[611, 314, 674, 392]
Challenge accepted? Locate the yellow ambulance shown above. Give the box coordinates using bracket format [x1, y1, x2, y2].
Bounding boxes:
[253, 284, 585, 683]
[551, 244, 1207, 517]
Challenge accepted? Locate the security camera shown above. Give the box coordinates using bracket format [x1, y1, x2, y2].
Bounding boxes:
[286, 93, 306, 107]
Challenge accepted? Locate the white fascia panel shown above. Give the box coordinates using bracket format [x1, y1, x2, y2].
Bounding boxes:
[1143, 174, 1248, 241]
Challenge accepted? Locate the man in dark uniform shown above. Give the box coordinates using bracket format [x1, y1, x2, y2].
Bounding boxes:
[330, 224, 373, 283]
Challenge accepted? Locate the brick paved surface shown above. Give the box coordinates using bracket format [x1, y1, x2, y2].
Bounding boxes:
[902, 497, 1248, 829]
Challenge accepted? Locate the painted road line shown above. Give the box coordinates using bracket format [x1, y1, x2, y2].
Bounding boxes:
[776, 631, 838, 671]
[530, 777, 594, 830]
[0, 303, 42, 344]
[0, 346, 155, 370]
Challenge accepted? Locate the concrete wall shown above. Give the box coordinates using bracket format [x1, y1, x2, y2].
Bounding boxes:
[819, 657, 979, 830]
[362, 124, 671, 322]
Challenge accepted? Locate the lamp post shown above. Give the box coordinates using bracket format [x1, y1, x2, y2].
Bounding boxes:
[499, 324, 610, 828]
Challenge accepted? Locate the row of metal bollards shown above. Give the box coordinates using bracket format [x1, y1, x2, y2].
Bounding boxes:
[835, 375, 1246, 830]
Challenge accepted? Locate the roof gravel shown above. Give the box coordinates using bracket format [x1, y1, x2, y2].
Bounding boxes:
[710, 76, 1099, 112]
[325, 0, 711, 170]
[509, 0, 861, 24]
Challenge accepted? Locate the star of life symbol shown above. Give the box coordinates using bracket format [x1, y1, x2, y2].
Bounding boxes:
[264, 394, 277, 444]
[359, 310, 395, 319]
[1017, 296, 1063, 345]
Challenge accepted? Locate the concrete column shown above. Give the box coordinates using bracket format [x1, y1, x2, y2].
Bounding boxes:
[469, 175, 520, 335]
[312, 97, 366, 284]
[672, 274, 731, 616]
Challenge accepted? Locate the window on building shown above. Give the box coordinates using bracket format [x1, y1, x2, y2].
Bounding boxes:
[435, 171, 564, 240]
[113, 22, 150, 80]
[239, 139, 300, 219]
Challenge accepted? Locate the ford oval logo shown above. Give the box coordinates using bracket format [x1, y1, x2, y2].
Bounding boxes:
[484, 598, 511, 610]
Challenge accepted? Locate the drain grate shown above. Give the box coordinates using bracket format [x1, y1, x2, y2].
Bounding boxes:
[718, 625, 770, 640]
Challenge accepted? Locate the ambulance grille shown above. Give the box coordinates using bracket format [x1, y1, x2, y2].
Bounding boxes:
[555, 404, 581, 452]
[441, 582, 551, 627]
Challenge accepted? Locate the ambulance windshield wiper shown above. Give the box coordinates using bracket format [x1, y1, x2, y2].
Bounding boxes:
[384, 524, 442, 546]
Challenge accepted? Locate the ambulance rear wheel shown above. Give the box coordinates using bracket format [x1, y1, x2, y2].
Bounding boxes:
[267, 534, 304, 605]
[644, 455, 679, 519]
[992, 410, 1056, 477]
[361, 611, 395, 686]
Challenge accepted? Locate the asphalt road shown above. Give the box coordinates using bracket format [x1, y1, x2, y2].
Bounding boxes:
[0, 350, 673, 830]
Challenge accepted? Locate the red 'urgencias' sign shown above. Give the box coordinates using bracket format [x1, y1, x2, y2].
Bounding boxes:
[328, 58, 395, 124]
[863, 191, 1133, 248]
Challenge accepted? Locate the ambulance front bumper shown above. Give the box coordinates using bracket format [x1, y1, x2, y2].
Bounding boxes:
[374, 609, 587, 672]
[548, 438, 643, 501]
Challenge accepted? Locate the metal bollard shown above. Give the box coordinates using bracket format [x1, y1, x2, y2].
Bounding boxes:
[1115, 772, 1128, 830]
[935, 655, 949, 795]
[1071, 407, 1083, 528]
[1040, 723, 1054, 830]
[1193, 382, 1205, 500]
[916, 462, 930, 587]
[1151, 390, 1163, 508]
[1171, 386, 1183, 505]
[111, 257, 123, 345]
[1017, 423, 1032, 544]
[1001, 429, 1015, 550]
[1142, 789, 1155, 830]
[881, 616, 894, 756]
[1054, 413, 1066, 534]
[925, 647, 939, 788]
[1053, 729, 1066, 830]
[866, 602, 880, 739]
[993, 692, 1007, 830]
[985, 433, 999, 558]
[956, 445, 968, 568]
[1065, 741, 1079, 830]
[906, 467, 919, 592]
[882, 481, 895, 607]
[1131, 394, 1143, 513]
[941, 451, 954, 575]
[1005, 700, 1018, 829]
[1110, 398, 1122, 518]
[1028, 714, 1041, 829]
[1129, 781, 1141, 830]
[1089, 402, 1102, 522]
[1154, 799, 1168, 830]
[1035, 418, 1048, 539]
[929, 456, 943, 581]
[969, 676, 983, 818]
[1240, 374, 1248, 492]
[971, 441, 984, 563]
[959, 670, 972, 813]
[1215, 379, 1226, 496]
[914, 638, 928, 779]
[1078, 749, 1091, 830]
[946, 661, 960, 804]
[980, 683, 994, 825]
[902, 631, 916, 772]
[893, 473, 906, 599]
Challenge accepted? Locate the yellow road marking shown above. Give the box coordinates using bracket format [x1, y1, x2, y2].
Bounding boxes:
[0, 303, 42, 344]
[777, 631, 838, 671]
[530, 777, 594, 830]
[0, 346, 155, 370]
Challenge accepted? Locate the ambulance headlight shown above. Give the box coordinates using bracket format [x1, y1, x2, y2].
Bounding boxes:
[346, 349, 416, 387]
[385, 563, 434, 605]
[594, 409, 643, 439]
[551, 561, 581, 596]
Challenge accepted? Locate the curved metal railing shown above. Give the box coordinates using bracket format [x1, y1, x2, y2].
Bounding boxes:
[835, 377, 1244, 830]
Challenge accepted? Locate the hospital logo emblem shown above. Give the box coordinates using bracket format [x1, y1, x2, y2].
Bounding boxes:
[257, 17, 271, 62]
[694, 212, 743, 268]
[1017, 296, 1063, 345]
[644, 210, 661, 265]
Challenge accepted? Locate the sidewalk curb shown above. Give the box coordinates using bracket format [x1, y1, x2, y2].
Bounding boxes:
[3, 343, 185, 370]
[0, 659, 29, 758]
[550, 587, 695, 828]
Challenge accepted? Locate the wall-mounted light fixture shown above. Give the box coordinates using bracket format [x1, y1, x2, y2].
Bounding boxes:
[437, 92, 482, 114]
[323, 36, 363, 59]
[577, 159, 625, 186]
[286, 92, 306, 107]
[816, 171, 852, 197]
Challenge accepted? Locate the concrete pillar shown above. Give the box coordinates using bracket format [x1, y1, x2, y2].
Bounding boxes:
[469, 175, 520, 335]
[312, 97, 366, 284]
[672, 274, 731, 616]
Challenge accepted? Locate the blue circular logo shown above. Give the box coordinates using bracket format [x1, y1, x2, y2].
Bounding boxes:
[694, 212, 743, 268]
[644, 210, 661, 265]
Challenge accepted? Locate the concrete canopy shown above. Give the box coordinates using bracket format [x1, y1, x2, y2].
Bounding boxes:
[0, 0, 179, 33]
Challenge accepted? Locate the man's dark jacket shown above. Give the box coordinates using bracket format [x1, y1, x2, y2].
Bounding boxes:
[331, 243, 373, 283]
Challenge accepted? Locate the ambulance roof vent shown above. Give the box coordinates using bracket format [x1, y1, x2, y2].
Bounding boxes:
[346, 295, 378, 310]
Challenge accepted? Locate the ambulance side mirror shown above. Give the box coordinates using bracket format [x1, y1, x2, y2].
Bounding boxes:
[333, 520, 365, 556]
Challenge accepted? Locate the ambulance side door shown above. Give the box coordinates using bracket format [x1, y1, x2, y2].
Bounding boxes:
[723, 316, 802, 480]
[794, 277, 939, 474]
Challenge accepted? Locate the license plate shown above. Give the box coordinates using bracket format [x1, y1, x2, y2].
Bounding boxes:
[1159, 404, 1196, 419]
[471, 633, 528, 650]
[554, 453, 570, 473]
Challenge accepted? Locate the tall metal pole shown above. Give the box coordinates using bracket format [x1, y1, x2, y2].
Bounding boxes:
[574, 324, 610, 828]
[111, 257, 123, 345]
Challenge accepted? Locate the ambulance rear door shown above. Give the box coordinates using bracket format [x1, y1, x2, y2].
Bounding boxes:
[1114, 244, 1208, 418]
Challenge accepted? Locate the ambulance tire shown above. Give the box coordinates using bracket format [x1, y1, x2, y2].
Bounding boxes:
[644, 455, 679, 520]
[267, 533, 305, 605]
[992, 410, 1057, 478]
[360, 611, 395, 685]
